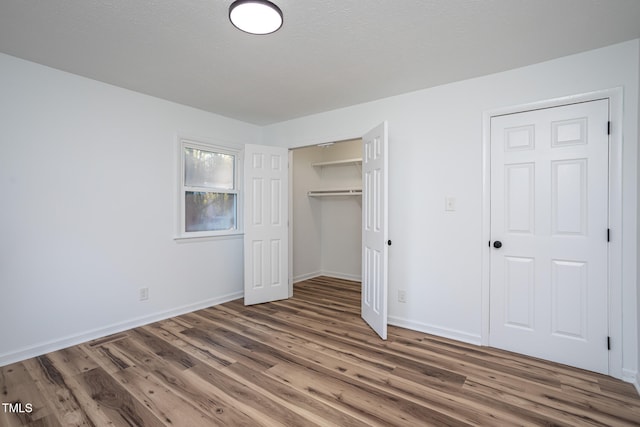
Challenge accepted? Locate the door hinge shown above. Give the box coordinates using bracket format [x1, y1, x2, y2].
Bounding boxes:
[607, 336, 611, 350]
[607, 121, 611, 135]
[607, 228, 610, 242]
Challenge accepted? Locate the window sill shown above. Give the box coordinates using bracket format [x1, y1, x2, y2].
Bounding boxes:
[174, 233, 243, 243]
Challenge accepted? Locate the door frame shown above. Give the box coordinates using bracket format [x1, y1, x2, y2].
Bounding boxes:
[287, 138, 362, 289]
[288, 148, 294, 296]
[286, 130, 387, 333]
[480, 88, 623, 378]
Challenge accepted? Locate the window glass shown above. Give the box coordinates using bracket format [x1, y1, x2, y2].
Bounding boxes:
[185, 192, 237, 232]
[184, 147, 234, 190]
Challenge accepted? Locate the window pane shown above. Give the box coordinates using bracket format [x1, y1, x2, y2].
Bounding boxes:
[184, 147, 234, 189]
[185, 192, 237, 232]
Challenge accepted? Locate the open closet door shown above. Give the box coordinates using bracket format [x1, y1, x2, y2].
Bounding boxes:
[361, 122, 389, 339]
[243, 144, 290, 305]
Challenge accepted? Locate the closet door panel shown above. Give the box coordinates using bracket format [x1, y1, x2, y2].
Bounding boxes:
[244, 144, 290, 305]
[361, 122, 389, 340]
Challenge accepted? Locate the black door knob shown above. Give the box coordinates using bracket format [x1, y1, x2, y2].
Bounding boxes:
[493, 241, 502, 249]
[387, 240, 392, 246]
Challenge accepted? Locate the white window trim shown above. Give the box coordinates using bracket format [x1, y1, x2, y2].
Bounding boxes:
[176, 137, 243, 239]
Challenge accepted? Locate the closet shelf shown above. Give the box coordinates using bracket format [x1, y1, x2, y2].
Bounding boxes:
[311, 158, 362, 167]
[307, 188, 362, 197]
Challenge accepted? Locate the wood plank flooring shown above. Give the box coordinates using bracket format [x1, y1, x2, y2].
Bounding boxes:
[2, 276, 639, 426]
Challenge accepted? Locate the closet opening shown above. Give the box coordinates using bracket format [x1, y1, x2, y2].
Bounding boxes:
[289, 138, 363, 295]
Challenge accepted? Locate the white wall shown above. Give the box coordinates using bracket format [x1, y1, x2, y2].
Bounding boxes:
[0, 53, 261, 366]
[264, 40, 640, 380]
[292, 140, 362, 281]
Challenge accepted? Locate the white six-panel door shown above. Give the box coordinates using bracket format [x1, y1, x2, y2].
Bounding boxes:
[244, 144, 289, 305]
[490, 100, 609, 373]
[361, 122, 389, 340]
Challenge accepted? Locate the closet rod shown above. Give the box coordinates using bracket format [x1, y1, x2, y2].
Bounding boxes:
[307, 189, 362, 197]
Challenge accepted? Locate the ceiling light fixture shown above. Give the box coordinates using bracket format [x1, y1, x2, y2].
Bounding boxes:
[229, 0, 283, 35]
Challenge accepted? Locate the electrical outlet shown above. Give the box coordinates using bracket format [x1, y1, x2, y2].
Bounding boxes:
[139, 287, 149, 301]
[398, 290, 406, 303]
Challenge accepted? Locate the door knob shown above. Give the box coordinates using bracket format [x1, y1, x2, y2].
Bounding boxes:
[493, 241, 502, 249]
[387, 240, 392, 246]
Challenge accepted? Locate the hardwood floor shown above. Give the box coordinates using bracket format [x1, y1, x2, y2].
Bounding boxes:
[2, 276, 639, 426]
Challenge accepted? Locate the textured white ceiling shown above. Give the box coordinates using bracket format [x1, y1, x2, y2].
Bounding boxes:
[1, 0, 639, 125]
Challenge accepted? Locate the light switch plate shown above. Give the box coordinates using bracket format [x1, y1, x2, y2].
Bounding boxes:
[445, 196, 456, 211]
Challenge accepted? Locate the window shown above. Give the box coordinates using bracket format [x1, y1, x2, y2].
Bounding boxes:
[179, 139, 241, 238]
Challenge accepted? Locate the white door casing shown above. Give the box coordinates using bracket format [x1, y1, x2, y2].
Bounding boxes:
[244, 144, 289, 305]
[489, 100, 609, 374]
[361, 122, 389, 340]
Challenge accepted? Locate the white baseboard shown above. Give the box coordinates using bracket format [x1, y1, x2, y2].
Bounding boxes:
[320, 270, 361, 282]
[622, 368, 637, 383]
[294, 270, 361, 284]
[293, 271, 323, 283]
[388, 315, 482, 346]
[0, 291, 243, 367]
[621, 368, 640, 395]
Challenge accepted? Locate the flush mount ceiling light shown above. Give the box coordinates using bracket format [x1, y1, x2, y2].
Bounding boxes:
[229, 0, 283, 35]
